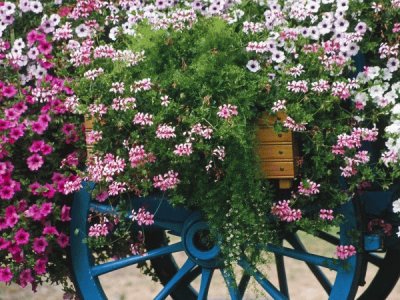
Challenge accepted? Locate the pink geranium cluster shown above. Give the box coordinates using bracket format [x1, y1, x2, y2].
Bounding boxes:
[217, 104, 238, 119]
[298, 179, 320, 196]
[153, 171, 180, 191]
[271, 200, 302, 222]
[87, 154, 126, 182]
[332, 128, 378, 177]
[131, 207, 155, 226]
[336, 244, 356, 260]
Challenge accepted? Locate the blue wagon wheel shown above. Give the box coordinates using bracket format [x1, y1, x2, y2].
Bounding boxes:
[71, 182, 364, 300]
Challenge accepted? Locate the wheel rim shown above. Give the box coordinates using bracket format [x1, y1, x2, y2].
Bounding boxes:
[70, 182, 362, 300]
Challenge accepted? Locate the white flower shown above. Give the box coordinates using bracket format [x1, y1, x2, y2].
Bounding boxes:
[271, 50, 285, 63]
[336, 0, 349, 11]
[387, 58, 399, 72]
[109, 27, 119, 41]
[309, 26, 320, 40]
[334, 18, 349, 33]
[397, 227, 400, 238]
[3, 2, 16, 15]
[246, 60, 261, 72]
[393, 199, 400, 213]
[49, 14, 61, 26]
[318, 19, 332, 35]
[27, 47, 39, 60]
[354, 92, 368, 105]
[382, 68, 393, 81]
[13, 38, 25, 50]
[392, 103, 400, 115]
[354, 22, 368, 34]
[345, 42, 359, 56]
[365, 66, 380, 80]
[385, 120, 400, 134]
[369, 85, 385, 98]
[75, 24, 89, 38]
[18, 0, 31, 12]
[30, 1, 43, 13]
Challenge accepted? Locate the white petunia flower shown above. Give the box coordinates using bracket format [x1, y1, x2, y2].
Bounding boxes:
[30, 1, 43, 13]
[387, 58, 399, 73]
[246, 60, 261, 72]
[393, 198, 400, 213]
[75, 24, 90, 38]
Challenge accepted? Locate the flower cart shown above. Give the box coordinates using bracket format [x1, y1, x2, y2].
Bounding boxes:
[1, 0, 399, 300]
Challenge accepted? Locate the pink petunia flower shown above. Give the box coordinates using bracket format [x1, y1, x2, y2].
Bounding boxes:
[0, 267, 13, 283]
[27, 154, 44, 171]
[33, 237, 48, 254]
[19, 269, 33, 288]
[57, 233, 69, 248]
[14, 228, 30, 245]
[2, 85, 17, 98]
[61, 205, 71, 222]
[34, 258, 48, 275]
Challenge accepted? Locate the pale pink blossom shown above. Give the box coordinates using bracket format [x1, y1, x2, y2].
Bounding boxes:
[298, 179, 320, 196]
[173, 143, 193, 156]
[156, 124, 176, 139]
[319, 209, 334, 221]
[336, 245, 356, 260]
[217, 104, 238, 119]
[153, 171, 180, 191]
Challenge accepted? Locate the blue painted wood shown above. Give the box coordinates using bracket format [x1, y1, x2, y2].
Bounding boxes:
[238, 274, 251, 298]
[154, 259, 196, 300]
[364, 235, 383, 251]
[221, 269, 241, 300]
[91, 242, 184, 277]
[198, 268, 213, 300]
[266, 244, 340, 271]
[70, 181, 107, 300]
[239, 258, 288, 300]
[274, 244, 289, 297]
[329, 200, 359, 300]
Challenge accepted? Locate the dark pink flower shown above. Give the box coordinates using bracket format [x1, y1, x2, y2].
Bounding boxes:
[0, 185, 14, 200]
[40, 202, 53, 217]
[0, 237, 10, 250]
[27, 30, 39, 46]
[27, 154, 44, 171]
[17, 199, 28, 212]
[29, 140, 45, 153]
[51, 172, 65, 183]
[41, 144, 53, 155]
[33, 237, 48, 254]
[14, 228, 30, 245]
[61, 205, 71, 222]
[2, 85, 17, 98]
[38, 41, 52, 55]
[0, 267, 13, 283]
[34, 258, 47, 275]
[61, 123, 75, 135]
[19, 269, 33, 288]
[0, 119, 11, 131]
[29, 182, 42, 196]
[0, 217, 7, 230]
[43, 225, 59, 236]
[42, 183, 55, 199]
[31, 120, 48, 135]
[25, 204, 43, 221]
[57, 233, 69, 248]
[9, 125, 25, 141]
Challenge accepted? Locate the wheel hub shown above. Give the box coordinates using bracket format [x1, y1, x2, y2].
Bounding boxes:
[182, 214, 222, 268]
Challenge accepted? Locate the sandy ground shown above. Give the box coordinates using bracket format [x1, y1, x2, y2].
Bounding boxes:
[1, 233, 399, 300]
